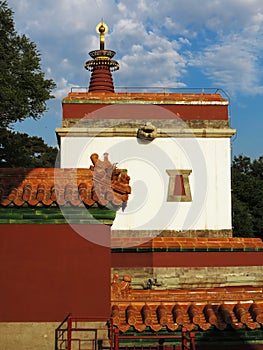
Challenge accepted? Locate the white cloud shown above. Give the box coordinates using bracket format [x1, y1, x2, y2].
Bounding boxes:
[179, 37, 191, 46]
[191, 28, 263, 95]
[7, 0, 263, 95]
[54, 78, 73, 99]
[5, 0, 263, 158]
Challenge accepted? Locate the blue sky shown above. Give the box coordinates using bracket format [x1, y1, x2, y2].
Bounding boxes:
[7, 0, 263, 159]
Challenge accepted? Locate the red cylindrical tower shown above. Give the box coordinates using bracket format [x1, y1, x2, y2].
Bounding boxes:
[85, 22, 119, 93]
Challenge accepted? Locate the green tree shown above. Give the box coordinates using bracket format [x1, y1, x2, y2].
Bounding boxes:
[0, 0, 56, 128]
[0, 1, 57, 167]
[251, 156, 263, 180]
[0, 129, 58, 167]
[232, 155, 263, 239]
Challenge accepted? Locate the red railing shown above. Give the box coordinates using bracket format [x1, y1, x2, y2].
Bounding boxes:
[70, 86, 229, 99]
[112, 327, 195, 350]
[55, 315, 196, 350]
[182, 328, 196, 350]
[55, 314, 112, 350]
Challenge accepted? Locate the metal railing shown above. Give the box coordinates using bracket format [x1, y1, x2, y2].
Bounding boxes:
[55, 314, 112, 350]
[55, 314, 70, 350]
[181, 328, 196, 350]
[55, 315, 196, 350]
[70, 86, 229, 99]
[113, 327, 196, 350]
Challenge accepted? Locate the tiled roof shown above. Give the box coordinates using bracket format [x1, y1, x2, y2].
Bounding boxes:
[63, 92, 228, 104]
[111, 236, 263, 251]
[0, 153, 131, 209]
[111, 275, 263, 333]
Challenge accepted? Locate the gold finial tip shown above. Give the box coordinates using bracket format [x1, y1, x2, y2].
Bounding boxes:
[99, 24, 105, 33]
[96, 22, 108, 35]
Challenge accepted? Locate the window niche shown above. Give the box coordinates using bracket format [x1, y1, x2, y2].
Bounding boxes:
[166, 169, 192, 202]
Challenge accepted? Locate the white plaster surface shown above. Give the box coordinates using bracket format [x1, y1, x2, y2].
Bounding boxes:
[60, 136, 232, 232]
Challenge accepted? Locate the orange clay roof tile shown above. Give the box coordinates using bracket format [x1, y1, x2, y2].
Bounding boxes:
[111, 275, 263, 332]
[0, 154, 131, 209]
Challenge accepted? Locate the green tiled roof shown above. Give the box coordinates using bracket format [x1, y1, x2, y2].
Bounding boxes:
[0, 205, 116, 224]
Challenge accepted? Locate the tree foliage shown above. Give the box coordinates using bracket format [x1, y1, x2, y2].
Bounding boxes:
[232, 155, 263, 239]
[0, 1, 57, 168]
[0, 1, 56, 128]
[0, 128, 58, 168]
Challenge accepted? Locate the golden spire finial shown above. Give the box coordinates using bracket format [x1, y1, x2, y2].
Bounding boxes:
[96, 21, 108, 50]
[85, 22, 119, 92]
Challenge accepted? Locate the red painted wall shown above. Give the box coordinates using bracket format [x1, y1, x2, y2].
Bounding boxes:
[0, 224, 111, 322]
[62, 103, 228, 121]
[111, 251, 263, 268]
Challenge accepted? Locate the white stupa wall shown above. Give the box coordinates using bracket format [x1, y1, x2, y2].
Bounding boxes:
[60, 136, 232, 232]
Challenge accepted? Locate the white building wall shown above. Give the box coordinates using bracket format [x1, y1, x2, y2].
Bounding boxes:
[60, 136, 232, 232]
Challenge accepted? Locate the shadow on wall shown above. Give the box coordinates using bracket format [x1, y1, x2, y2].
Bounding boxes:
[195, 328, 263, 350]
